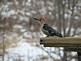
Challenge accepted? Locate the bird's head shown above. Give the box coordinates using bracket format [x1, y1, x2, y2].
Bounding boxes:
[33, 16, 48, 25]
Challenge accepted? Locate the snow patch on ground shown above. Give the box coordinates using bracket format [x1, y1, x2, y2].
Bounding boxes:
[5, 41, 48, 61]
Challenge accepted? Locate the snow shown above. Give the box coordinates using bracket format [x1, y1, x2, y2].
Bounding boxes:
[28, 0, 31, 3]
[0, 1, 79, 61]
[71, 52, 77, 56]
[13, 25, 23, 29]
[5, 41, 48, 61]
[1, 36, 63, 61]
[26, 12, 31, 16]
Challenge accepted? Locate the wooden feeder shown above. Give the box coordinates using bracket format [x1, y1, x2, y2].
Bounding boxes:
[40, 36, 81, 61]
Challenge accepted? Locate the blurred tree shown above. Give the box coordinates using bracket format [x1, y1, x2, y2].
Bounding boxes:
[0, 0, 81, 61]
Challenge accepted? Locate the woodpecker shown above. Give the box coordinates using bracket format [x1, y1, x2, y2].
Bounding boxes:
[33, 16, 47, 29]
[33, 16, 62, 37]
[42, 24, 63, 37]
[33, 16, 47, 25]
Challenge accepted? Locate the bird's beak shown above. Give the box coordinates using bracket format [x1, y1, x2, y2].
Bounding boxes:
[33, 17, 42, 25]
[33, 17, 39, 20]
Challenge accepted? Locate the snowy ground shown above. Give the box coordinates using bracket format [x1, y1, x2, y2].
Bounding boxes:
[0, 31, 78, 61]
[0, 40, 61, 61]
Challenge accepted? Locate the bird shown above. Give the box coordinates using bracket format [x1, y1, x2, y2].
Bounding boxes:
[33, 16, 62, 37]
[28, 16, 46, 32]
[42, 24, 63, 37]
[33, 16, 47, 30]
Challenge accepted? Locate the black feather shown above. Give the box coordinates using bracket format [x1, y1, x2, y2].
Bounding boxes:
[42, 24, 63, 37]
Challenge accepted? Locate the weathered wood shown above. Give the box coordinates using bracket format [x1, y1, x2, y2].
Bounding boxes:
[64, 47, 81, 52]
[40, 36, 81, 60]
[40, 37, 81, 47]
[40, 37, 81, 51]
[77, 52, 81, 61]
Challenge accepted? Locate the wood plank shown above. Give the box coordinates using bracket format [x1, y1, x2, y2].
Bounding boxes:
[64, 48, 81, 52]
[40, 37, 81, 47]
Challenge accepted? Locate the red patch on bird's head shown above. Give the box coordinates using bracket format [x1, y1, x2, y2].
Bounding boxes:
[38, 16, 47, 22]
[34, 16, 48, 22]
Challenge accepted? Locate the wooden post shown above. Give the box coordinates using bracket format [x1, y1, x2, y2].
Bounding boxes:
[40, 36, 81, 61]
[77, 52, 81, 61]
[2, 32, 5, 61]
[40, 37, 81, 47]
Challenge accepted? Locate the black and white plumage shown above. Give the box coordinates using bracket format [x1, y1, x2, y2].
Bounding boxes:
[33, 16, 62, 37]
[42, 24, 63, 37]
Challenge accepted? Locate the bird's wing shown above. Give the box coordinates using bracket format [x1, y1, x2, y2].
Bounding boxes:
[43, 24, 62, 37]
[46, 25, 61, 35]
[42, 28, 50, 35]
[46, 25, 56, 33]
